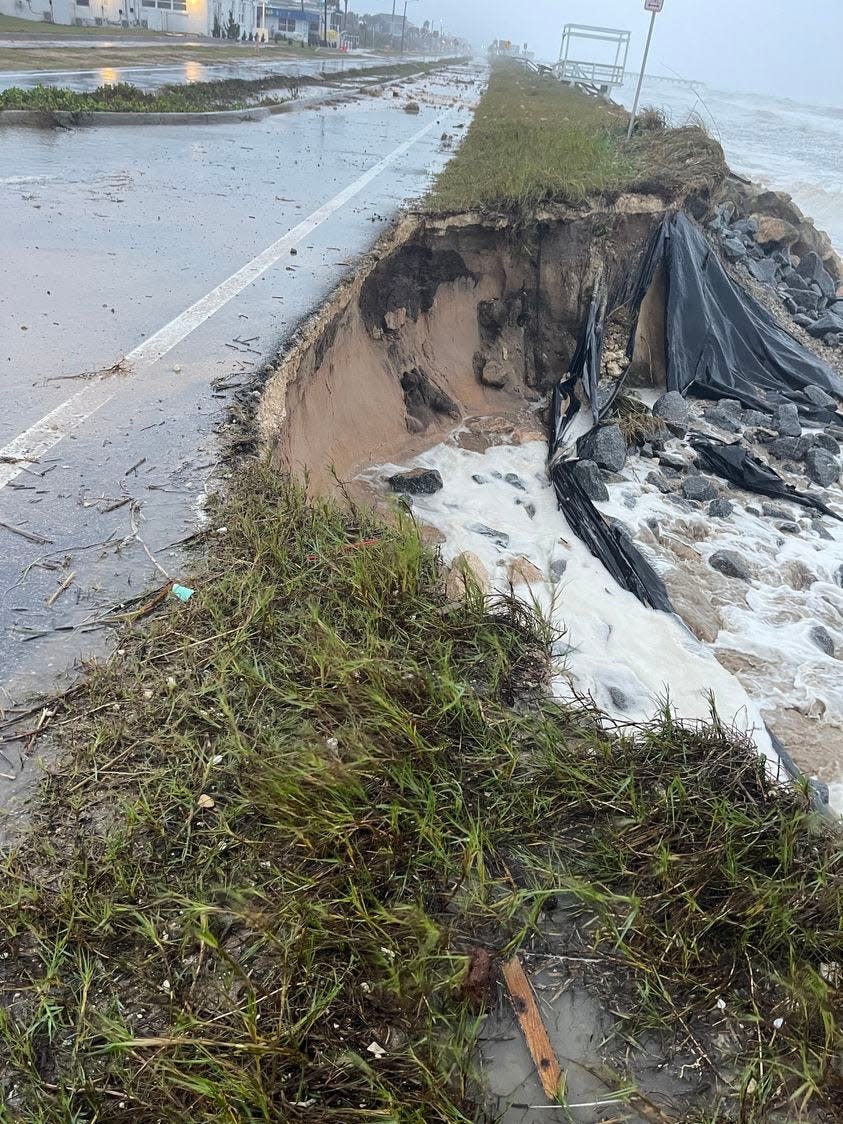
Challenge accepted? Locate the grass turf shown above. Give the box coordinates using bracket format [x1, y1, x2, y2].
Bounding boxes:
[0, 59, 465, 113]
[0, 465, 839, 1121]
[427, 63, 726, 213]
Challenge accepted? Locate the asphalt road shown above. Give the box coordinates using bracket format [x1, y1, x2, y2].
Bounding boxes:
[0, 51, 433, 92]
[0, 67, 478, 802]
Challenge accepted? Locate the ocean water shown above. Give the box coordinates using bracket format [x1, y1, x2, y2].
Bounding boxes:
[618, 77, 843, 254]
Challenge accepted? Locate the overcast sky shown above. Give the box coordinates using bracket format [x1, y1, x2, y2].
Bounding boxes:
[355, 0, 843, 107]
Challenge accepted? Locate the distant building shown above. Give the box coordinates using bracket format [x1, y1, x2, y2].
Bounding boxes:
[0, 0, 341, 39]
[254, 3, 318, 43]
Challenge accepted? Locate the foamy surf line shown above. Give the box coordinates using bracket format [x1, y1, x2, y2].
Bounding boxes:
[372, 438, 783, 779]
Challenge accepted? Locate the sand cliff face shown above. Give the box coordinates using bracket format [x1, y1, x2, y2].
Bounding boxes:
[256, 198, 668, 489]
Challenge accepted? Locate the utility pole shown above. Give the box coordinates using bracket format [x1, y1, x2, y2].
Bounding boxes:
[627, 0, 663, 139]
[391, 0, 396, 51]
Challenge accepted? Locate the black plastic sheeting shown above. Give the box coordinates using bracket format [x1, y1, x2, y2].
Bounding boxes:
[548, 459, 674, 612]
[548, 286, 674, 612]
[691, 435, 842, 519]
[627, 212, 843, 416]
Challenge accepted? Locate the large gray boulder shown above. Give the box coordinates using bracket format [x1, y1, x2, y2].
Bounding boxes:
[576, 424, 627, 473]
[652, 390, 689, 434]
[805, 448, 840, 487]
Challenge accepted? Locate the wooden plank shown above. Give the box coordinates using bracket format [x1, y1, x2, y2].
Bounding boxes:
[501, 955, 564, 1100]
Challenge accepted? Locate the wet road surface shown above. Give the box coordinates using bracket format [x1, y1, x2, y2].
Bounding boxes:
[0, 52, 431, 92]
[0, 69, 477, 784]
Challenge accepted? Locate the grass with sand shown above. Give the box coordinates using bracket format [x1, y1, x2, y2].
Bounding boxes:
[0, 466, 839, 1121]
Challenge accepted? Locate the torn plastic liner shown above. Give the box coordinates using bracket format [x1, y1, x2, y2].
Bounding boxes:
[549, 459, 673, 612]
[691, 435, 842, 519]
[628, 212, 843, 414]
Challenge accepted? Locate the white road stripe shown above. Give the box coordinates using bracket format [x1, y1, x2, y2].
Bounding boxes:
[0, 117, 440, 493]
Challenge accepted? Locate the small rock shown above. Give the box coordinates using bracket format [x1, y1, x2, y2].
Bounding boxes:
[647, 471, 675, 494]
[731, 217, 758, 237]
[761, 502, 792, 520]
[793, 313, 816, 328]
[516, 499, 536, 519]
[507, 555, 544, 586]
[747, 258, 779, 285]
[812, 432, 841, 455]
[467, 523, 509, 548]
[573, 459, 610, 501]
[403, 100, 421, 114]
[576, 424, 627, 472]
[607, 685, 631, 711]
[549, 558, 568, 583]
[836, 564, 843, 588]
[478, 358, 509, 389]
[777, 521, 801, 534]
[721, 235, 747, 260]
[742, 409, 770, 428]
[807, 311, 843, 338]
[804, 386, 840, 409]
[768, 435, 810, 461]
[681, 475, 717, 501]
[471, 473, 487, 485]
[774, 402, 802, 437]
[809, 625, 835, 656]
[708, 498, 734, 518]
[718, 398, 744, 415]
[796, 251, 837, 300]
[782, 560, 818, 590]
[388, 467, 443, 495]
[709, 549, 753, 581]
[445, 551, 490, 600]
[384, 307, 407, 331]
[652, 390, 690, 434]
[703, 406, 741, 433]
[805, 447, 840, 487]
[811, 519, 833, 540]
[504, 472, 526, 491]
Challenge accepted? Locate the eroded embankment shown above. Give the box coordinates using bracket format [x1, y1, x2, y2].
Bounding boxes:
[258, 195, 843, 807]
[258, 195, 668, 485]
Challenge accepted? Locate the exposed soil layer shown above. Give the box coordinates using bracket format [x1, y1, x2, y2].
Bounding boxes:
[258, 197, 674, 490]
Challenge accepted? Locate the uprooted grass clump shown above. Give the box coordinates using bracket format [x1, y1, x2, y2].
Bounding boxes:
[0, 465, 840, 1121]
[427, 62, 726, 214]
[0, 60, 466, 114]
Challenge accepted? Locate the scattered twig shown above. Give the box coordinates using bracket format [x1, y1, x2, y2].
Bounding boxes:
[0, 520, 52, 545]
[46, 571, 76, 607]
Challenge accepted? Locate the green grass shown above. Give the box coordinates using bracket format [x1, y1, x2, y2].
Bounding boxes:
[427, 62, 727, 213]
[0, 60, 465, 114]
[0, 465, 839, 1121]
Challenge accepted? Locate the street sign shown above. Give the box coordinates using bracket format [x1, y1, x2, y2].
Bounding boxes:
[629, 0, 663, 137]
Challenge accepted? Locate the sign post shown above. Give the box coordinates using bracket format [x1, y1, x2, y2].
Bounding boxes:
[627, 0, 664, 140]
